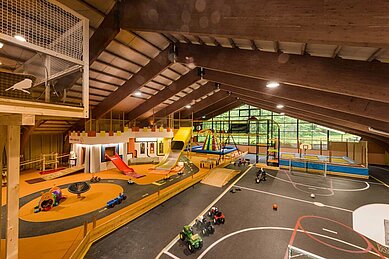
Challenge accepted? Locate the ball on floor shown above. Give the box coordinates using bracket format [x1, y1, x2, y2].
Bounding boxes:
[272, 204, 278, 210]
[310, 193, 315, 198]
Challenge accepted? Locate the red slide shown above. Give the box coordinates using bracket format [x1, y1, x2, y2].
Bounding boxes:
[105, 153, 145, 178]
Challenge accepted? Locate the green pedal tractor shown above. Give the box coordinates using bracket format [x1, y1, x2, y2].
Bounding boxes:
[179, 225, 203, 253]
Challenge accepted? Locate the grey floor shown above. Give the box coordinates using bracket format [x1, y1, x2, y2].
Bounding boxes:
[86, 164, 389, 259]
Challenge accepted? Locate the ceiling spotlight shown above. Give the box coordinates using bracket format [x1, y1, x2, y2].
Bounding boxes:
[280, 112, 285, 115]
[276, 104, 284, 109]
[266, 81, 279, 88]
[202, 115, 206, 119]
[185, 104, 191, 109]
[14, 35, 26, 42]
[134, 91, 142, 97]
[0, 42, 3, 49]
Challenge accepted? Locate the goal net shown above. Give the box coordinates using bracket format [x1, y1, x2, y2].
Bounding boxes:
[287, 245, 325, 259]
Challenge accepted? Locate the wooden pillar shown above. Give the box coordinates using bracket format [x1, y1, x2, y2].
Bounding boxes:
[6, 125, 20, 259]
[0, 125, 6, 256]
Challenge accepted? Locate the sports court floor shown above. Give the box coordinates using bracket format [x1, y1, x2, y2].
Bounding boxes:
[87, 164, 389, 259]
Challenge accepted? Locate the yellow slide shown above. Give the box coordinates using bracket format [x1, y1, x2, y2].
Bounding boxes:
[155, 127, 192, 170]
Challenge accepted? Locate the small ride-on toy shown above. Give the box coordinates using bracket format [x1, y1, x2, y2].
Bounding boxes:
[90, 175, 101, 183]
[194, 217, 215, 236]
[106, 193, 127, 208]
[179, 225, 203, 253]
[212, 211, 225, 224]
[255, 168, 266, 183]
[208, 207, 225, 224]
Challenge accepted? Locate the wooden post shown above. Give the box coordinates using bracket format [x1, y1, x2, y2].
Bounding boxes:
[54, 153, 58, 169]
[83, 221, 88, 237]
[0, 125, 6, 256]
[6, 125, 21, 259]
[110, 111, 112, 132]
[42, 154, 46, 171]
[92, 217, 96, 229]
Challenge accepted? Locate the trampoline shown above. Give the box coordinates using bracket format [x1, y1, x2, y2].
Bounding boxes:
[191, 145, 237, 155]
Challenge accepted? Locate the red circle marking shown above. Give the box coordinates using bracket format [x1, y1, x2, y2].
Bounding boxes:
[297, 215, 373, 254]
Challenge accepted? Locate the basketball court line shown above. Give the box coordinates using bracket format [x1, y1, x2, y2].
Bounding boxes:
[234, 185, 353, 213]
[283, 168, 384, 186]
[155, 165, 254, 259]
[322, 228, 338, 235]
[163, 251, 180, 259]
[195, 226, 383, 259]
[268, 170, 370, 193]
[369, 175, 389, 189]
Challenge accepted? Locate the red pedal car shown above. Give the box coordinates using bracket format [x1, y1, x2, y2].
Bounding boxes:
[208, 207, 225, 224]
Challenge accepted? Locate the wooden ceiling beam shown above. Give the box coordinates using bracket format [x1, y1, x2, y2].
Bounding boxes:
[175, 44, 389, 103]
[195, 100, 243, 120]
[55, 2, 122, 92]
[126, 69, 200, 122]
[151, 82, 217, 118]
[203, 70, 389, 123]
[230, 91, 387, 136]
[122, 0, 389, 48]
[180, 91, 231, 118]
[221, 85, 389, 131]
[93, 48, 172, 119]
[240, 98, 389, 145]
[191, 96, 238, 119]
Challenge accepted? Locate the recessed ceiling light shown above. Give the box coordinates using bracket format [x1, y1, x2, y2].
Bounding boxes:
[185, 105, 191, 109]
[14, 35, 26, 42]
[276, 104, 284, 109]
[134, 91, 142, 97]
[280, 112, 285, 115]
[0, 42, 3, 49]
[202, 115, 206, 119]
[266, 81, 279, 88]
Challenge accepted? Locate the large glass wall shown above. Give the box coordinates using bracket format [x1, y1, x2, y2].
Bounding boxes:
[197, 104, 360, 150]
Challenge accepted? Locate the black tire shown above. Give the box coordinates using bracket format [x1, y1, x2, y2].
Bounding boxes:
[122, 195, 127, 200]
[209, 226, 215, 234]
[221, 218, 225, 224]
[202, 229, 208, 236]
[199, 240, 203, 249]
[256, 178, 260, 184]
[179, 232, 185, 241]
[213, 218, 217, 224]
[188, 243, 194, 253]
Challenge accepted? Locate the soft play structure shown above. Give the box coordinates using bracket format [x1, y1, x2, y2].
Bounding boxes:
[191, 129, 238, 155]
[34, 186, 65, 213]
[105, 153, 145, 178]
[155, 127, 192, 170]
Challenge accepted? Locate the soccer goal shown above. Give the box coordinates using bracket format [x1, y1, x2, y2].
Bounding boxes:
[287, 245, 326, 259]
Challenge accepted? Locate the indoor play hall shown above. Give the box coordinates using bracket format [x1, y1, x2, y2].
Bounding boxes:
[1, 1, 389, 259]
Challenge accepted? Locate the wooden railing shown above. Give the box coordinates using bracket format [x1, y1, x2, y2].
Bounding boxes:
[68, 169, 208, 259]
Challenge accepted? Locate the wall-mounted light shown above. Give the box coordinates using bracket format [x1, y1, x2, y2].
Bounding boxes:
[276, 104, 284, 109]
[134, 91, 142, 97]
[280, 112, 285, 115]
[266, 81, 279, 88]
[0, 42, 3, 49]
[14, 35, 26, 42]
